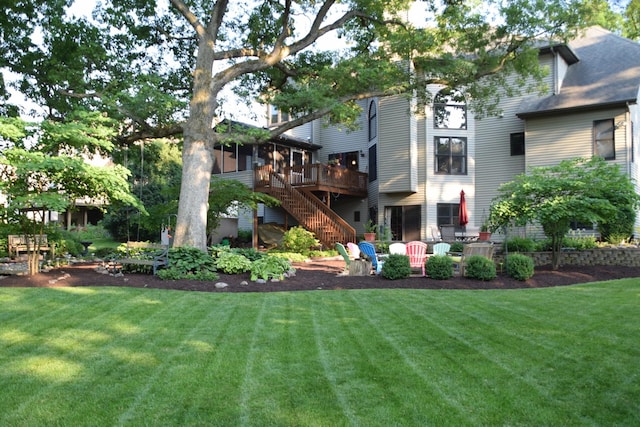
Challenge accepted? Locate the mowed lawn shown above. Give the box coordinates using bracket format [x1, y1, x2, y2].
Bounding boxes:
[1, 280, 639, 426]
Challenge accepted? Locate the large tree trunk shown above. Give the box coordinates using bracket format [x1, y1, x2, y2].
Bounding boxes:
[174, 138, 214, 250]
[173, 37, 218, 251]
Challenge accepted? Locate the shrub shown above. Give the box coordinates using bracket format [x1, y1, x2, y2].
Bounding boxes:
[464, 255, 496, 280]
[233, 247, 264, 261]
[281, 226, 320, 254]
[214, 251, 252, 274]
[157, 246, 218, 281]
[94, 247, 116, 258]
[563, 233, 598, 250]
[426, 255, 453, 280]
[505, 254, 535, 281]
[504, 237, 536, 253]
[250, 255, 293, 281]
[449, 242, 464, 253]
[599, 205, 635, 244]
[381, 254, 411, 280]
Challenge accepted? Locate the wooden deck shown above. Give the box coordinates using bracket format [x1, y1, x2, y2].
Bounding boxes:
[255, 164, 368, 197]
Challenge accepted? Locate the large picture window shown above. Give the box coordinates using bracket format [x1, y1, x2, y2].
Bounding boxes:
[434, 89, 467, 129]
[594, 119, 615, 160]
[435, 137, 467, 174]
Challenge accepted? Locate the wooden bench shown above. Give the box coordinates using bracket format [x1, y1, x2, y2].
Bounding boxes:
[8, 234, 50, 258]
[114, 241, 169, 275]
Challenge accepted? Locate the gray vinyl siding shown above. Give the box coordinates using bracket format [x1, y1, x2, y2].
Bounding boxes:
[525, 108, 628, 169]
[378, 95, 417, 193]
[316, 100, 369, 168]
[474, 53, 555, 227]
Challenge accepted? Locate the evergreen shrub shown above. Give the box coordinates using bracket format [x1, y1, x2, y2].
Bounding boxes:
[426, 255, 453, 280]
[449, 242, 464, 253]
[381, 254, 411, 280]
[505, 253, 535, 281]
[464, 255, 496, 280]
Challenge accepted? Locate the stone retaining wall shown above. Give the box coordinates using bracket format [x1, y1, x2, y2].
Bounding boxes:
[494, 247, 640, 267]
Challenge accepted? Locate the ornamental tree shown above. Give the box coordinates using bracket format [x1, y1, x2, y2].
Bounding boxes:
[0, 114, 143, 275]
[2, 0, 595, 251]
[489, 157, 640, 270]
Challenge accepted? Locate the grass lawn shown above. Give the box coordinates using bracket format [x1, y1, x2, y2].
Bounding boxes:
[1, 280, 639, 426]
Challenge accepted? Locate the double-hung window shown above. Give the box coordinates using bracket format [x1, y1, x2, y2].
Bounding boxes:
[435, 137, 467, 174]
[594, 119, 615, 160]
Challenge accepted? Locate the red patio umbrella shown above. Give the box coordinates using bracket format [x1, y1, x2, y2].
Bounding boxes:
[458, 189, 469, 227]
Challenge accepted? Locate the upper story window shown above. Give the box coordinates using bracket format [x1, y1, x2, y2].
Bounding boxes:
[510, 132, 525, 156]
[368, 101, 377, 141]
[434, 89, 467, 129]
[594, 119, 615, 160]
[269, 105, 289, 125]
[368, 144, 377, 182]
[435, 137, 467, 175]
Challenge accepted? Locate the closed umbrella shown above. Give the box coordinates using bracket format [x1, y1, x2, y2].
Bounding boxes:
[458, 190, 468, 227]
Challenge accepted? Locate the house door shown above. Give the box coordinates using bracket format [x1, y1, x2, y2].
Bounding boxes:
[386, 205, 421, 241]
[291, 149, 306, 184]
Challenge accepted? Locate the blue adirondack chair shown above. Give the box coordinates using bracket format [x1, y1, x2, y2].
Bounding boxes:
[358, 241, 383, 274]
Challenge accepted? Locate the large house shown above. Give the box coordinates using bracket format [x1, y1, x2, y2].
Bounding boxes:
[213, 27, 640, 247]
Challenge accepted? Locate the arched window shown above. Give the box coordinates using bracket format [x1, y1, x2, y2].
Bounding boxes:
[434, 89, 466, 129]
[368, 101, 377, 141]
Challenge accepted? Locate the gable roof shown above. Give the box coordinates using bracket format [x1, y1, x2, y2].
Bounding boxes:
[517, 27, 640, 118]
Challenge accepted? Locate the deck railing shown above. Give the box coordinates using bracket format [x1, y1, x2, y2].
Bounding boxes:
[255, 164, 367, 194]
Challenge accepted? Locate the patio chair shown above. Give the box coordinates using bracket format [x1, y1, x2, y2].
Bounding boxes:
[389, 242, 407, 255]
[451, 242, 495, 276]
[440, 224, 456, 242]
[358, 241, 383, 274]
[432, 242, 451, 256]
[406, 241, 428, 276]
[430, 226, 442, 242]
[335, 242, 351, 274]
[346, 242, 361, 259]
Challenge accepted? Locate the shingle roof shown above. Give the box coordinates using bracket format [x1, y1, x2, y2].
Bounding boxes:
[517, 27, 640, 118]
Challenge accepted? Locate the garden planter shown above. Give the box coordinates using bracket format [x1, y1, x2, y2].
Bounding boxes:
[364, 232, 376, 242]
[478, 231, 491, 241]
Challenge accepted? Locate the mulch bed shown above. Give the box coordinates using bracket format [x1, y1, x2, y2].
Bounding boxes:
[1, 258, 639, 292]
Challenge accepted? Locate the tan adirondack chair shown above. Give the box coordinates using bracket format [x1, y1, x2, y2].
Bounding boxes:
[451, 242, 495, 276]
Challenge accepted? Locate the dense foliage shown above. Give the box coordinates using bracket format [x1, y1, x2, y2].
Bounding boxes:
[464, 255, 497, 281]
[505, 254, 535, 281]
[426, 255, 453, 280]
[250, 255, 293, 282]
[381, 254, 412, 280]
[281, 226, 320, 255]
[490, 157, 640, 269]
[156, 246, 218, 281]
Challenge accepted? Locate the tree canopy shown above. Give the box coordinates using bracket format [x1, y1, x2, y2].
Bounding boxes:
[0, 0, 611, 250]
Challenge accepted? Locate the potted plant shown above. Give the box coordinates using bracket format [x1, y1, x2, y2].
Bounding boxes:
[363, 219, 378, 242]
[478, 222, 491, 241]
[478, 211, 492, 241]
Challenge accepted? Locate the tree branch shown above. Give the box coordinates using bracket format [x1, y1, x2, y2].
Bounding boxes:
[116, 123, 184, 145]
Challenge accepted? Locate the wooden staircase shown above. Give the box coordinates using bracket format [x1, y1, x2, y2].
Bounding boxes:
[262, 172, 356, 248]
